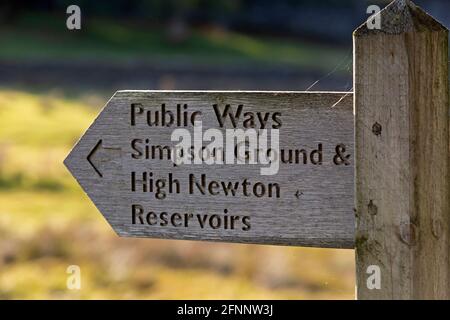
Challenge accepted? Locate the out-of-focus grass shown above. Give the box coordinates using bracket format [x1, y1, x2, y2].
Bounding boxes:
[0, 89, 355, 299]
[0, 90, 95, 192]
[0, 13, 347, 71]
[0, 90, 95, 147]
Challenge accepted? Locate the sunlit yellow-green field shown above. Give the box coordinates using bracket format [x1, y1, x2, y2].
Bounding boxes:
[0, 89, 355, 299]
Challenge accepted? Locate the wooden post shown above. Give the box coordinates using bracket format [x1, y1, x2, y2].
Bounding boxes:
[354, 0, 449, 299]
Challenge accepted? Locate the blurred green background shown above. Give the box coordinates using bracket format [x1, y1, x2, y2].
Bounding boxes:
[0, 0, 447, 299]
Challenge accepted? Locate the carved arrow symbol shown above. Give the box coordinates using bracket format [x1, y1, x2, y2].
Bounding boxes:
[295, 190, 303, 199]
[87, 140, 103, 178]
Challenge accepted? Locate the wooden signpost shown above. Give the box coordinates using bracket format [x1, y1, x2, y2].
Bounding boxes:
[64, 91, 354, 248]
[354, 0, 449, 300]
[65, 0, 449, 300]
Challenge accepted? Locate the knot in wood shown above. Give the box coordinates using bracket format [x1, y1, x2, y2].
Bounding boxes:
[399, 222, 418, 246]
[372, 122, 382, 136]
[368, 200, 378, 216]
[432, 219, 443, 239]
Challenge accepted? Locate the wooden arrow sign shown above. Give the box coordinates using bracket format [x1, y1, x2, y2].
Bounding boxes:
[64, 91, 355, 248]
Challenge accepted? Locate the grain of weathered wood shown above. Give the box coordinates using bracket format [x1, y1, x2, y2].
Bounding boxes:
[354, 0, 449, 299]
[65, 91, 355, 248]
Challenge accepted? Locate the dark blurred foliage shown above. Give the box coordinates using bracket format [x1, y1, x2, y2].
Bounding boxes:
[0, 0, 395, 43]
[1, 0, 448, 43]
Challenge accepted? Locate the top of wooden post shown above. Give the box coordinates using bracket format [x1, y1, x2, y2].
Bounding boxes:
[354, 0, 448, 36]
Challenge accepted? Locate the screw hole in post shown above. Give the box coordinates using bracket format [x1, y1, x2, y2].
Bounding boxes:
[372, 122, 382, 136]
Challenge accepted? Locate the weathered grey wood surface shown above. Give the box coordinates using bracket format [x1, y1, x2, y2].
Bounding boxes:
[65, 91, 355, 248]
[354, 0, 450, 299]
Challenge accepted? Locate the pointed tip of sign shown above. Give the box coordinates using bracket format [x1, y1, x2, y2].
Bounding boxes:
[354, 0, 448, 37]
[63, 149, 74, 176]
